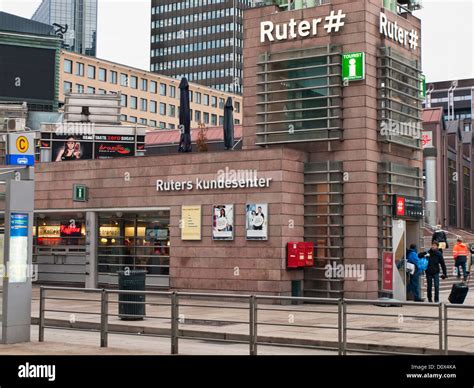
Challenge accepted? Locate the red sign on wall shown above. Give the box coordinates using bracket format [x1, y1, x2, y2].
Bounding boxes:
[382, 251, 393, 292]
[395, 197, 405, 217]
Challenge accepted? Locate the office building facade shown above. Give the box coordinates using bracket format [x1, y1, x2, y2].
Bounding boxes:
[32, 0, 98, 56]
[150, 0, 254, 94]
[60, 51, 243, 130]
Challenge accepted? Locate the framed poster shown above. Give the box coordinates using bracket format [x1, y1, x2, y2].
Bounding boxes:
[246, 203, 268, 240]
[181, 205, 202, 241]
[212, 205, 234, 240]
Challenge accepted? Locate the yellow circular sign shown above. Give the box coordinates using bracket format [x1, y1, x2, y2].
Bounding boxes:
[16, 136, 28, 153]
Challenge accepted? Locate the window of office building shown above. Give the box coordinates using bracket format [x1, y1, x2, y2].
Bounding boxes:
[98, 212, 170, 279]
[87, 86, 95, 94]
[256, 46, 342, 145]
[159, 121, 166, 129]
[99, 89, 106, 95]
[130, 96, 137, 109]
[203, 112, 209, 124]
[141, 79, 148, 91]
[160, 103, 166, 115]
[130, 76, 138, 89]
[160, 83, 167, 96]
[121, 94, 127, 107]
[168, 105, 175, 117]
[195, 110, 201, 122]
[219, 98, 225, 109]
[88, 65, 96, 79]
[120, 114, 127, 122]
[203, 94, 209, 106]
[110, 71, 117, 84]
[211, 114, 217, 126]
[150, 81, 157, 93]
[140, 98, 147, 111]
[99, 68, 107, 82]
[140, 118, 147, 125]
[76, 62, 84, 76]
[150, 100, 157, 113]
[76, 84, 84, 93]
[170, 85, 176, 98]
[211, 96, 217, 108]
[63, 81, 72, 93]
[150, 120, 157, 127]
[64, 59, 72, 74]
[219, 115, 224, 125]
[121, 73, 128, 87]
[195, 92, 201, 104]
[235, 101, 240, 113]
[129, 116, 137, 123]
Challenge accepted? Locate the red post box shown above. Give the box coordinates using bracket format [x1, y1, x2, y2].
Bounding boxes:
[297, 242, 306, 268]
[287, 242, 299, 269]
[305, 242, 315, 267]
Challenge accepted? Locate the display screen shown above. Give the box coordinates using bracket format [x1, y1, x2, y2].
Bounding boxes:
[0, 44, 56, 101]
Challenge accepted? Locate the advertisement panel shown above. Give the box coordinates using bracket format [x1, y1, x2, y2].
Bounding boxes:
[382, 251, 394, 292]
[212, 205, 234, 240]
[246, 203, 268, 240]
[9, 213, 29, 283]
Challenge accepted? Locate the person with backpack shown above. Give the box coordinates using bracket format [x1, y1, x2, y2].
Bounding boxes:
[453, 237, 469, 281]
[406, 244, 425, 302]
[432, 225, 448, 252]
[424, 241, 448, 303]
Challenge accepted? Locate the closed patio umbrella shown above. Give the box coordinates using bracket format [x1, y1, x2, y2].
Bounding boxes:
[178, 77, 192, 153]
[223, 97, 234, 150]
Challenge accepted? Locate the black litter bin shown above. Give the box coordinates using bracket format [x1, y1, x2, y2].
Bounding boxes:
[118, 270, 146, 320]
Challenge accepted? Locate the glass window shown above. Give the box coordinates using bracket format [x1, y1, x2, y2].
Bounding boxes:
[235, 101, 240, 113]
[64, 59, 72, 73]
[121, 94, 127, 107]
[76, 84, 84, 93]
[211, 96, 217, 107]
[150, 100, 157, 113]
[195, 92, 201, 104]
[76, 62, 84, 76]
[150, 120, 157, 127]
[88, 65, 96, 79]
[150, 81, 157, 93]
[99, 89, 106, 94]
[203, 112, 209, 124]
[159, 121, 166, 129]
[140, 98, 147, 111]
[130, 96, 137, 109]
[130, 76, 138, 89]
[160, 83, 167, 96]
[168, 104, 175, 117]
[99, 68, 107, 82]
[195, 110, 201, 122]
[121, 73, 128, 87]
[130, 116, 137, 123]
[211, 114, 217, 125]
[110, 71, 117, 84]
[203, 94, 209, 106]
[140, 118, 147, 125]
[219, 98, 225, 109]
[121, 114, 127, 121]
[159, 103, 166, 115]
[141, 78, 148, 91]
[87, 86, 95, 94]
[170, 85, 176, 98]
[63, 81, 72, 93]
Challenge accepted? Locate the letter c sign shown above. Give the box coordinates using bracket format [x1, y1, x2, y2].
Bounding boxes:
[16, 136, 29, 153]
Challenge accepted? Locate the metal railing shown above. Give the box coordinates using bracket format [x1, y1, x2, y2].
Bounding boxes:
[37, 286, 473, 355]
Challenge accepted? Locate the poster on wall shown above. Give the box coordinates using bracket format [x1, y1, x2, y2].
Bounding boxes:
[212, 205, 234, 240]
[181, 205, 202, 241]
[246, 203, 268, 240]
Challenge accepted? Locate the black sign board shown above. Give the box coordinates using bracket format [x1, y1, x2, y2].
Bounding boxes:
[393, 195, 423, 219]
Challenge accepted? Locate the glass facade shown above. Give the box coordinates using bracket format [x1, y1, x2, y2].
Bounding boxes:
[256, 46, 343, 145]
[32, 0, 98, 56]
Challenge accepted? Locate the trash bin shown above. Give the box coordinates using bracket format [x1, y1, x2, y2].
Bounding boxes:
[118, 270, 146, 321]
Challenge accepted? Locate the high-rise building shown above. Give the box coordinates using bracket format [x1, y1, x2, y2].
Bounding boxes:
[31, 0, 97, 56]
[150, 0, 254, 94]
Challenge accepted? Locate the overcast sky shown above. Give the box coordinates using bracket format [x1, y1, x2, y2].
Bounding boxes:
[1, 0, 473, 82]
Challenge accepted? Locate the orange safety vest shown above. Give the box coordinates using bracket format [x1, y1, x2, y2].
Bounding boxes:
[453, 243, 469, 260]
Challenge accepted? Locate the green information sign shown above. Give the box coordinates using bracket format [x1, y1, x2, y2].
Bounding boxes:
[419, 74, 426, 99]
[73, 184, 88, 202]
[342, 52, 365, 81]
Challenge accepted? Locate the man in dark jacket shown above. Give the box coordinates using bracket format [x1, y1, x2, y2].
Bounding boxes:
[425, 241, 448, 303]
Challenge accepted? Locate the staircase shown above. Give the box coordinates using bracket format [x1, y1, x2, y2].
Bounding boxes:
[422, 226, 473, 292]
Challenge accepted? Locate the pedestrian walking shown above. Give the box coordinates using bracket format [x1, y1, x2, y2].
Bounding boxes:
[432, 224, 448, 252]
[424, 241, 448, 303]
[453, 237, 469, 281]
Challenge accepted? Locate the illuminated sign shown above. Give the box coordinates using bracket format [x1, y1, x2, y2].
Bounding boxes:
[393, 195, 423, 219]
